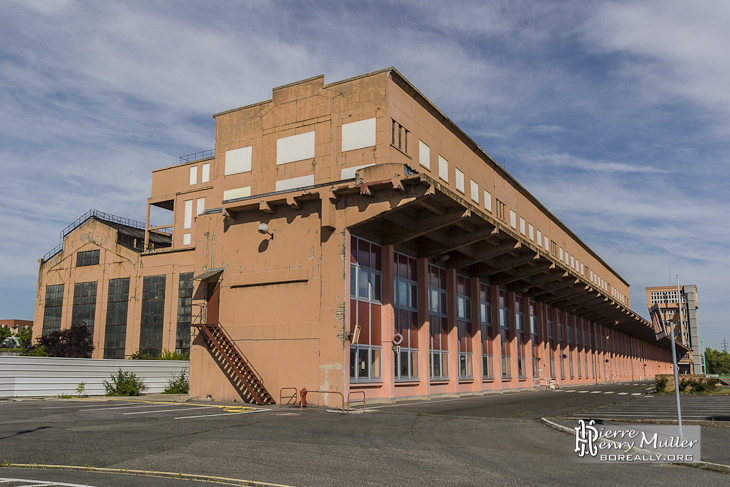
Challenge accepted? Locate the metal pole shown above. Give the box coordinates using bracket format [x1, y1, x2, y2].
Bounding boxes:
[671, 275, 683, 438]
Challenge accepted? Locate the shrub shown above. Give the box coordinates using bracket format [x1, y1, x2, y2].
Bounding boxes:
[678, 379, 689, 392]
[128, 349, 189, 361]
[103, 369, 148, 396]
[655, 376, 669, 393]
[25, 345, 50, 357]
[163, 367, 189, 394]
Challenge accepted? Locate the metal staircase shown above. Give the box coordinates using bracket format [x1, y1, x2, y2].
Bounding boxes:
[194, 322, 274, 405]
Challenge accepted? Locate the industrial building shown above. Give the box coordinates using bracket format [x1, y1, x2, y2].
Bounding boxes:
[646, 284, 702, 374]
[35, 68, 680, 405]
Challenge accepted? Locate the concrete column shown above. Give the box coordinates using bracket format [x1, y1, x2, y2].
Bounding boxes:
[381, 244, 396, 399]
[417, 257, 430, 398]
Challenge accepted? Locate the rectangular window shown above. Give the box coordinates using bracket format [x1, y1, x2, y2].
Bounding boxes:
[277, 131, 315, 165]
[77, 250, 100, 267]
[470, 180, 479, 203]
[184, 200, 193, 229]
[139, 275, 166, 357]
[196, 198, 205, 217]
[225, 146, 253, 175]
[519, 217, 526, 235]
[342, 118, 376, 152]
[429, 264, 449, 380]
[391, 119, 408, 154]
[394, 252, 419, 381]
[275, 174, 315, 192]
[530, 301, 540, 378]
[223, 186, 251, 201]
[176, 272, 194, 355]
[528, 224, 534, 241]
[189, 165, 197, 185]
[457, 275, 473, 379]
[515, 295, 526, 379]
[104, 278, 129, 359]
[202, 163, 210, 182]
[438, 155, 448, 182]
[419, 140, 430, 169]
[71, 281, 97, 340]
[480, 283, 493, 379]
[537, 229, 542, 246]
[350, 236, 382, 382]
[496, 199, 506, 221]
[484, 190, 492, 212]
[510, 210, 517, 229]
[455, 168, 465, 193]
[499, 290, 511, 379]
[42, 284, 64, 336]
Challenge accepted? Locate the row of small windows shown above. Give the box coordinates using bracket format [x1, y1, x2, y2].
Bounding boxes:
[348, 237, 642, 384]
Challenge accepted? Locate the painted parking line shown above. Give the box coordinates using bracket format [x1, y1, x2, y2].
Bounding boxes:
[0, 478, 97, 487]
[42, 403, 137, 409]
[603, 392, 614, 394]
[591, 391, 602, 394]
[631, 393, 642, 396]
[123, 406, 213, 415]
[563, 390, 576, 393]
[578, 391, 589, 394]
[81, 403, 178, 411]
[618, 392, 628, 395]
[175, 407, 271, 420]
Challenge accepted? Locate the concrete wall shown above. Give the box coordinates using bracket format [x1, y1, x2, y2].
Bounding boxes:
[0, 356, 188, 398]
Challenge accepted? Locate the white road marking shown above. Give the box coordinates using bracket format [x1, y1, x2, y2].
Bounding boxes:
[81, 403, 176, 411]
[578, 391, 589, 394]
[591, 391, 602, 394]
[603, 392, 614, 394]
[174, 408, 271, 420]
[617, 392, 628, 395]
[631, 393, 642, 396]
[123, 406, 210, 415]
[0, 478, 98, 487]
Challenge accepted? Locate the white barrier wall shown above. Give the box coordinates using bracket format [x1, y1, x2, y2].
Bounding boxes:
[0, 356, 189, 398]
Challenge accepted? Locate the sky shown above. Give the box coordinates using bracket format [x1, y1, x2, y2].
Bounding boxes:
[1, 0, 728, 349]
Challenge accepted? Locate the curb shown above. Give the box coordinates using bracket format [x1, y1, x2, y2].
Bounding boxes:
[540, 417, 730, 474]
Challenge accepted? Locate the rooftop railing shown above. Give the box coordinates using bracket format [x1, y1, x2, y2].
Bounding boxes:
[179, 149, 215, 164]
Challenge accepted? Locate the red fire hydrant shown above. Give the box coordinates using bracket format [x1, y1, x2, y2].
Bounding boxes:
[300, 387, 307, 408]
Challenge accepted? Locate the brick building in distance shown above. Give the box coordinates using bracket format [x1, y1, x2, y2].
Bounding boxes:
[35, 68, 681, 405]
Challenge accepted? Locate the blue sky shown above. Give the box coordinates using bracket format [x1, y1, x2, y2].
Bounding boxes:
[1, 0, 727, 349]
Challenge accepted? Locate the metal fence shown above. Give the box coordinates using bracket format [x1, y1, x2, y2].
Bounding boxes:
[0, 356, 188, 398]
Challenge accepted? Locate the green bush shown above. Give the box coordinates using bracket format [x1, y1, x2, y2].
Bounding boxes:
[678, 379, 689, 392]
[128, 349, 189, 361]
[25, 345, 50, 357]
[655, 376, 669, 392]
[103, 369, 148, 396]
[163, 367, 189, 394]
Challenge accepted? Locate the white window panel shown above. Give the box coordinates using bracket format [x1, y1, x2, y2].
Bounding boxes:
[341, 163, 375, 180]
[223, 186, 251, 201]
[419, 140, 430, 169]
[438, 155, 448, 182]
[277, 131, 315, 165]
[544, 235, 549, 250]
[196, 197, 205, 216]
[189, 166, 198, 185]
[183, 233, 191, 246]
[484, 190, 492, 212]
[455, 168, 465, 193]
[570, 255, 575, 269]
[225, 146, 252, 175]
[519, 217, 525, 235]
[580, 263, 584, 275]
[275, 174, 315, 192]
[559, 247, 564, 261]
[342, 118, 376, 152]
[470, 180, 479, 203]
[565, 251, 569, 265]
[509, 210, 516, 229]
[184, 200, 193, 229]
[202, 163, 210, 183]
[528, 224, 534, 241]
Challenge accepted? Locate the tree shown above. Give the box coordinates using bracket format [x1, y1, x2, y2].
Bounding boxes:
[704, 348, 730, 375]
[33, 324, 94, 358]
[0, 327, 12, 344]
[17, 327, 33, 349]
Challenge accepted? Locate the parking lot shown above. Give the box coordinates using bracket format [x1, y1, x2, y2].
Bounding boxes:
[1, 382, 728, 487]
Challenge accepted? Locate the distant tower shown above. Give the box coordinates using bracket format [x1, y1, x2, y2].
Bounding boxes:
[646, 284, 701, 374]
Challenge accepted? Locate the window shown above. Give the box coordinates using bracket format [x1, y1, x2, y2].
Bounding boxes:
[184, 200, 193, 229]
[139, 275, 166, 357]
[499, 290, 511, 378]
[455, 168, 465, 194]
[496, 199, 506, 221]
[76, 250, 100, 267]
[176, 272, 194, 355]
[419, 140, 430, 169]
[528, 224, 534, 241]
[277, 132, 315, 165]
[438, 155, 448, 182]
[104, 278, 129, 359]
[394, 252, 419, 381]
[71, 281, 97, 339]
[202, 163, 210, 182]
[391, 119, 408, 154]
[342, 118, 376, 152]
[536, 229, 542, 246]
[225, 146, 253, 175]
[196, 198, 205, 217]
[429, 264, 449, 380]
[189, 165, 197, 185]
[470, 180, 479, 203]
[484, 190, 492, 212]
[480, 283, 493, 379]
[515, 295, 526, 379]
[550, 240, 557, 256]
[530, 301, 540, 379]
[457, 275, 473, 379]
[42, 284, 64, 336]
[519, 217, 526, 235]
[350, 237, 382, 382]
[509, 210, 517, 229]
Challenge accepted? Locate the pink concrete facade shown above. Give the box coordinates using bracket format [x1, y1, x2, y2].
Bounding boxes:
[35, 69, 677, 404]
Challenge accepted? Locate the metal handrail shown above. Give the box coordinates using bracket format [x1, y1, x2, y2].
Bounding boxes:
[42, 209, 156, 262]
[179, 149, 215, 164]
